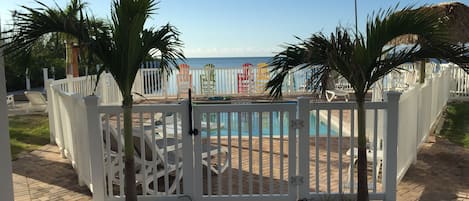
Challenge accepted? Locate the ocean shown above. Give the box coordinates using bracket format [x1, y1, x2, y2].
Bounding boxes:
[173, 57, 273, 68]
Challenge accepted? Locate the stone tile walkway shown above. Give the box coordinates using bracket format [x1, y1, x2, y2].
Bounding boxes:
[11, 135, 469, 201]
[396, 135, 469, 201]
[12, 145, 91, 201]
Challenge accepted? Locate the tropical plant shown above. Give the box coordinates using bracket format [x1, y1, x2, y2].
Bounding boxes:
[2, 0, 184, 200]
[266, 6, 468, 201]
[4, 34, 66, 91]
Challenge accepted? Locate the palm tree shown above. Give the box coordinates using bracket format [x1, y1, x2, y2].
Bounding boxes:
[266, 6, 468, 201]
[2, 0, 184, 200]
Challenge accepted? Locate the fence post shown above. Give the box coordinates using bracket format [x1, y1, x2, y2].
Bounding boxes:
[0, 34, 14, 201]
[67, 74, 73, 93]
[180, 100, 194, 200]
[45, 79, 56, 144]
[297, 97, 310, 199]
[26, 68, 31, 90]
[84, 96, 105, 201]
[384, 91, 401, 201]
[43, 68, 48, 89]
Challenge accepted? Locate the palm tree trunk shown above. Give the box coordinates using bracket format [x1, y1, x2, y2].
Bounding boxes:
[357, 99, 369, 201]
[123, 98, 137, 201]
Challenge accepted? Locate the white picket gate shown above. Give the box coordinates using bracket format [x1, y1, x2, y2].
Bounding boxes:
[191, 102, 298, 201]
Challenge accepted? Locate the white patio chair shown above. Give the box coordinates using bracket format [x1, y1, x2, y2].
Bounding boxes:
[24, 91, 47, 112]
[146, 112, 229, 175]
[103, 125, 183, 195]
[325, 89, 350, 102]
[325, 76, 350, 102]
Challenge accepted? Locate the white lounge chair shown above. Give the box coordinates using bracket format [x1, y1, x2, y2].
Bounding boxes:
[324, 76, 350, 102]
[24, 91, 47, 112]
[137, 125, 230, 175]
[325, 89, 350, 102]
[6, 94, 15, 107]
[151, 112, 229, 174]
[102, 125, 183, 195]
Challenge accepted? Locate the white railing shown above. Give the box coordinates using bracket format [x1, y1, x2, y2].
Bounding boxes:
[136, 67, 312, 98]
[80, 95, 401, 201]
[45, 62, 464, 201]
[450, 64, 469, 97]
[46, 83, 94, 190]
[395, 66, 452, 183]
[296, 93, 400, 201]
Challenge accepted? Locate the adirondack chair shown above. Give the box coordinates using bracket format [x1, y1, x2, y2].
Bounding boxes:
[255, 63, 270, 94]
[237, 63, 254, 95]
[176, 64, 192, 99]
[200, 64, 216, 96]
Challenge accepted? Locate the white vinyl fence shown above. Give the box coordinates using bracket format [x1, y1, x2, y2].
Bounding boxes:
[79, 94, 400, 201]
[44, 62, 465, 201]
[395, 65, 452, 182]
[450, 64, 469, 97]
[136, 67, 308, 98]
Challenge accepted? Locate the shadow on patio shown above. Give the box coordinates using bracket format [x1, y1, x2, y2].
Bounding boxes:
[397, 135, 469, 201]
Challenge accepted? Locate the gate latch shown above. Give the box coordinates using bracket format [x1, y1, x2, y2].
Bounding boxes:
[189, 128, 199, 136]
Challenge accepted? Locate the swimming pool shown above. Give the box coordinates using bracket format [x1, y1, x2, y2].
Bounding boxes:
[197, 112, 337, 137]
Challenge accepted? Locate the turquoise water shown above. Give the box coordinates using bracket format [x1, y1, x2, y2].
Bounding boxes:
[199, 112, 337, 137]
[143, 57, 272, 69]
[182, 57, 272, 68]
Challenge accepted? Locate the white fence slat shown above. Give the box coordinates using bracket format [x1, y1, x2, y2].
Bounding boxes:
[279, 111, 285, 194]
[314, 109, 320, 193]
[227, 112, 233, 196]
[217, 112, 222, 196]
[338, 109, 343, 193]
[258, 112, 263, 195]
[349, 109, 355, 193]
[373, 109, 378, 192]
[327, 110, 331, 193]
[237, 112, 243, 195]
[269, 111, 274, 195]
[248, 112, 253, 195]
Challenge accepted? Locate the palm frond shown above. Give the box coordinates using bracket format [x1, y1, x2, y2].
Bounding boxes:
[144, 24, 185, 77]
[266, 44, 307, 98]
[1, 0, 89, 57]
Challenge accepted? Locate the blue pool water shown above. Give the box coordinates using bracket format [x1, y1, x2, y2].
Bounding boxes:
[198, 112, 337, 137]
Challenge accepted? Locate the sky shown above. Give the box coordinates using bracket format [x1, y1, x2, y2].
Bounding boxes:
[1, 0, 466, 58]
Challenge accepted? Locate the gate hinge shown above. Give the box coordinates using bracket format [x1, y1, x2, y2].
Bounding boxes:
[290, 176, 304, 185]
[291, 119, 304, 129]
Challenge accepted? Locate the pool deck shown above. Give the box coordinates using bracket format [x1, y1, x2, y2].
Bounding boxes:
[11, 134, 469, 201]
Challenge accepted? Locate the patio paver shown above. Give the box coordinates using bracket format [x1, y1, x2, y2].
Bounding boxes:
[12, 145, 91, 201]
[11, 134, 469, 200]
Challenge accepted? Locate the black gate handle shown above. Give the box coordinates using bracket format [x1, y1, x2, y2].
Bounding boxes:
[188, 88, 199, 136]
